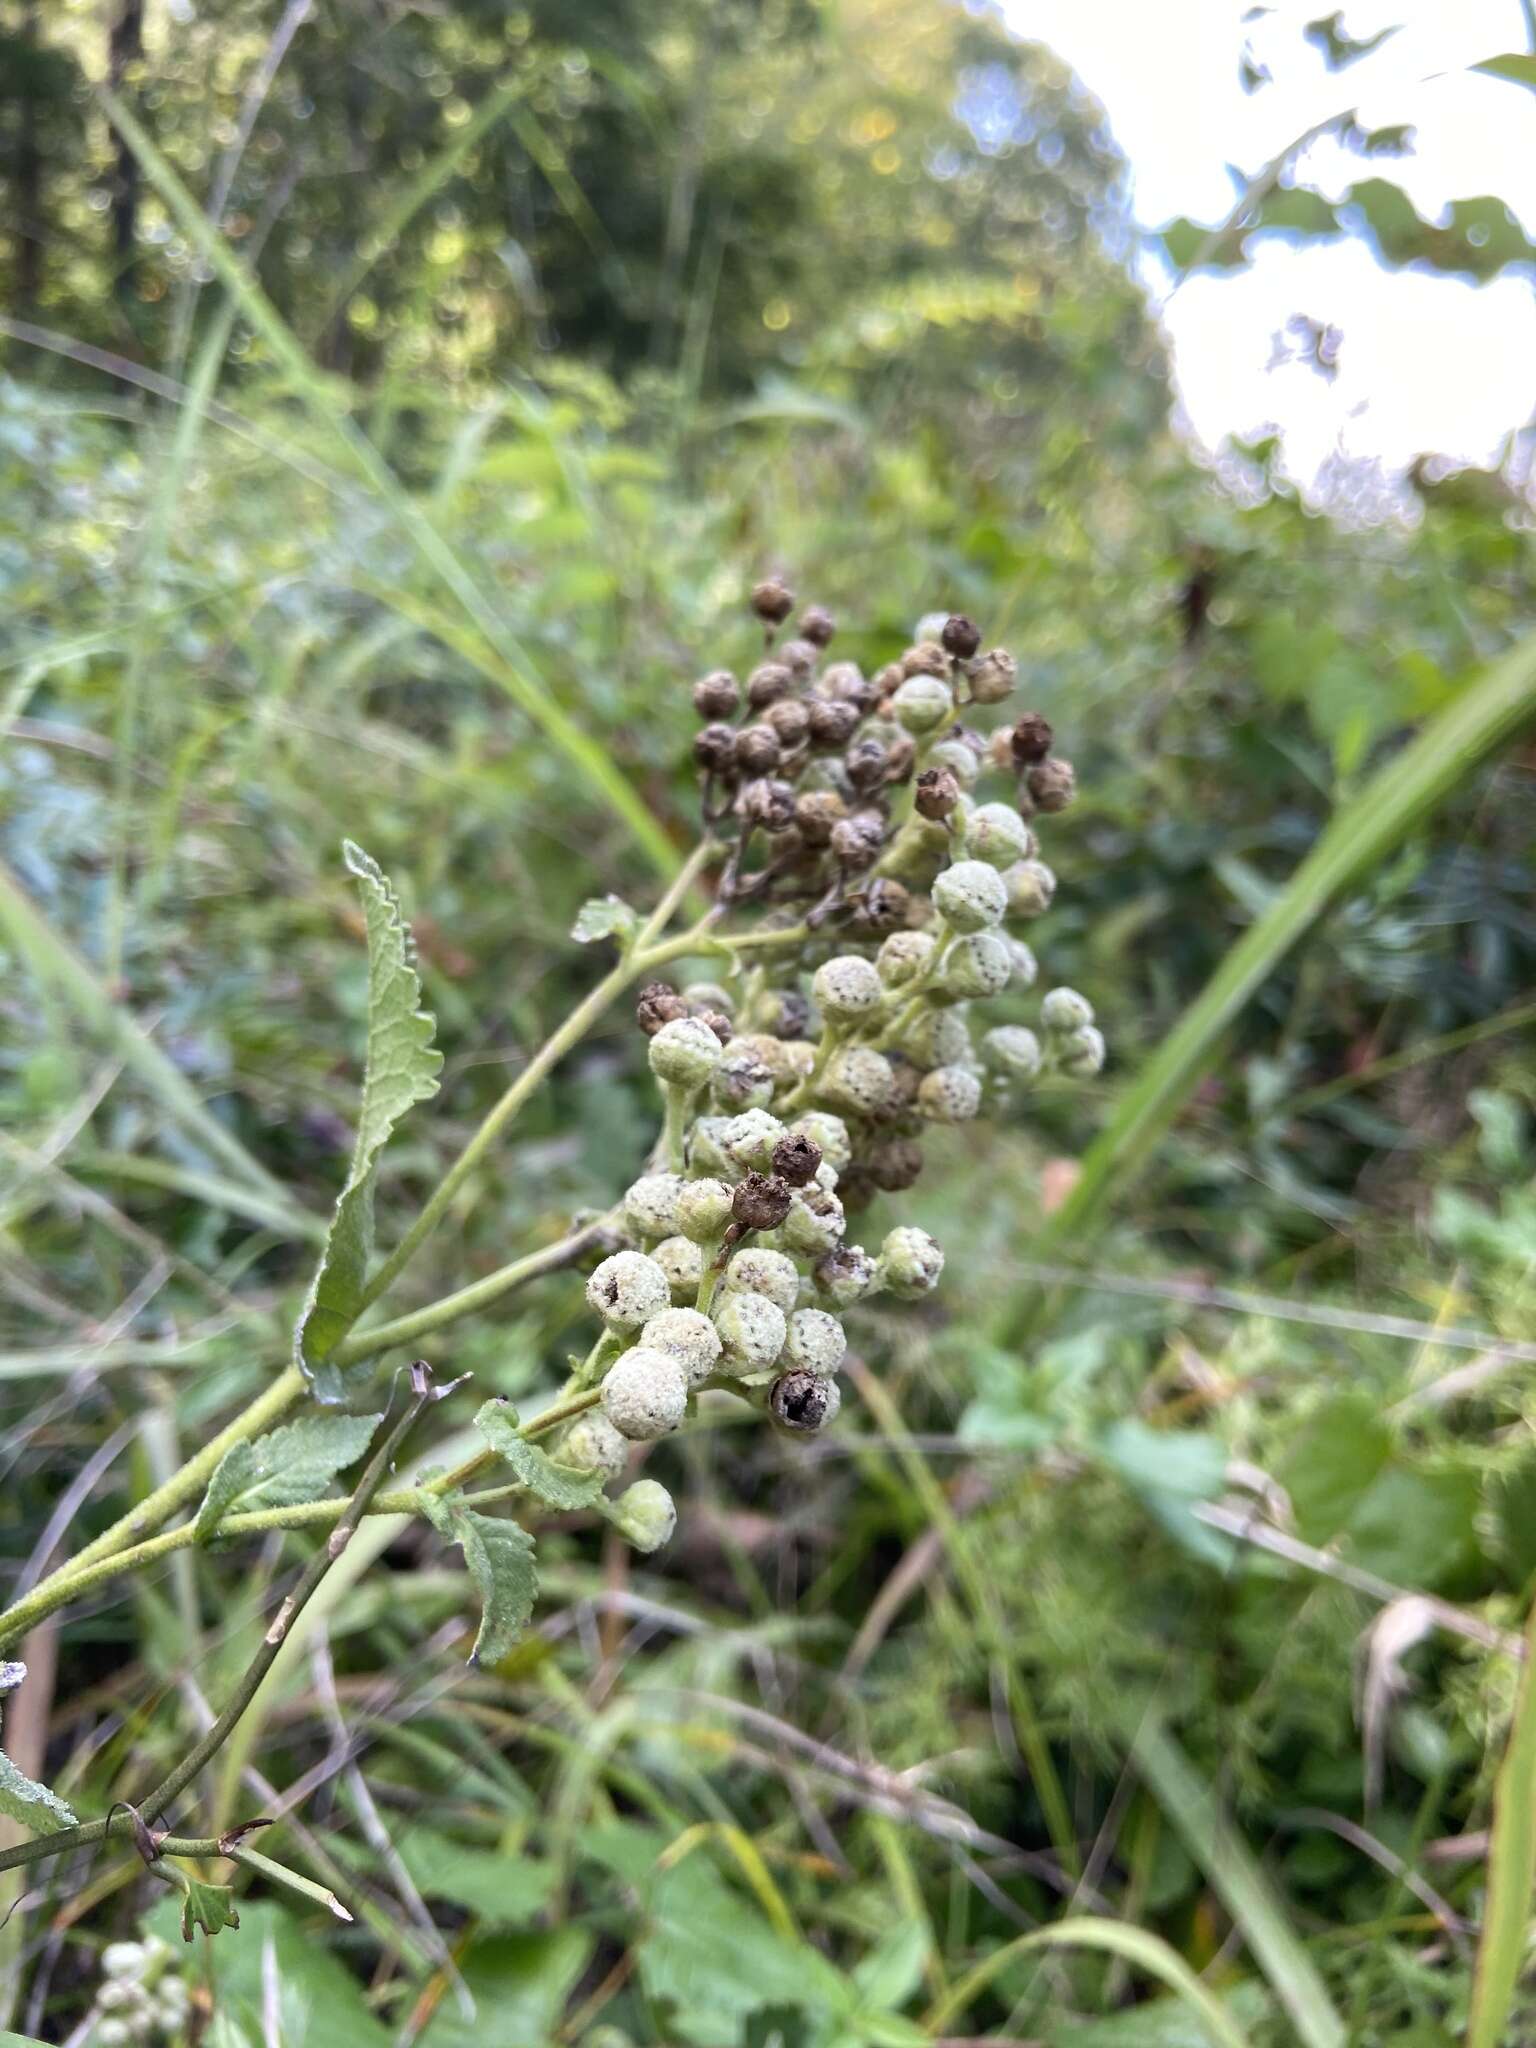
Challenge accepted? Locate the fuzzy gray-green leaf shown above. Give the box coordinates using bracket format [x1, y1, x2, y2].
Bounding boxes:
[0, 1662, 77, 1833]
[295, 842, 442, 1392]
[473, 1400, 605, 1511]
[193, 1412, 384, 1543]
[423, 1495, 538, 1666]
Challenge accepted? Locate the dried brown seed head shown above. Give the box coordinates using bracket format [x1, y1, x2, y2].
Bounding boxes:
[941, 614, 981, 659]
[692, 670, 739, 719]
[1027, 756, 1077, 813]
[732, 1170, 794, 1231]
[1010, 711, 1054, 767]
[901, 641, 949, 680]
[747, 662, 794, 710]
[736, 724, 783, 776]
[751, 576, 794, 625]
[636, 982, 689, 1036]
[798, 604, 836, 647]
[772, 1131, 822, 1186]
[694, 723, 737, 772]
[915, 765, 961, 820]
[808, 698, 859, 749]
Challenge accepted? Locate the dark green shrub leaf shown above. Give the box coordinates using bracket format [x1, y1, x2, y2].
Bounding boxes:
[422, 1496, 538, 1665]
[571, 892, 640, 946]
[0, 1662, 76, 1833]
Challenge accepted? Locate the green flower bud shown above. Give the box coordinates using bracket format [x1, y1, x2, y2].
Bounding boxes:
[877, 929, 937, 988]
[682, 980, 735, 1019]
[714, 1290, 789, 1374]
[674, 1175, 735, 1241]
[917, 1064, 982, 1123]
[611, 1478, 677, 1553]
[933, 859, 1007, 932]
[95, 2021, 134, 2047]
[790, 1110, 853, 1172]
[96, 1982, 140, 2012]
[686, 1116, 734, 1176]
[723, 1247, 801, 1313]
[879, 1225, 945, 1298]
[623, 1171, 685, 1241]
[652, 1234, 705, 1302]
[942, 931, 1012, 999]
[813, 953, 884, 1021]
[642, 1306, 723, 1386]
[722, 1107, 787, 1174]
[1058, 1024, 1107, 1076]
[1000, 857, 1056, 920]
[560, 1409, 630, 1479]
[903, 1005, 972, 1070]
[963, 801, 1035, 869]
[814, 1243, 880, 1305]
[586, 1251, 671, 1329]
[928, 736, 981, 787]
[101, 1945, 148, 1981]
[648, 1015, 724, 1088]
[892, 673, 954, 735]
[601, 1346, 689, 1439]
[982, 1024, 1043, 1081]
[785, 1307, 846, 1376]
[780, 1185, 846, 1257]
[823, 1045, 895, 1116]
[1041, 987, 1095, 1035]
[1005, 937, 1038, 988]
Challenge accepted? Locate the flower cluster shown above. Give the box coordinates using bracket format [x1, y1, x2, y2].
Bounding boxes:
[87, 1940, 190, 2043]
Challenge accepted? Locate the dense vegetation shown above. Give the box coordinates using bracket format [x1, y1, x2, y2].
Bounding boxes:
[2, 3, 1535, 2044]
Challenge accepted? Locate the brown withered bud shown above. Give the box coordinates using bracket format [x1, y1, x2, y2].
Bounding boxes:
[1028, 757, 1077, 813]
[1010, 711, 1055, 767]
[845, 736, 889, 793]
[735, 724, 783, 776]
[808, 698, 859, 749]
[761, 988, 811, 1038]
[830, 815, 884, 870]
[941, 614, 981, 660]
[694, 723, 738, 773]
[853, 877, 911, 932]
[823, 661, 879, 711]
[770, 1369, 836, 1432]
[778, 637, 818, 681]
[693, 670, 739, 719]
[733, 1170, 794, 1232]
[901, 641, 949, 680]
[867, 1137, 924, 1192]
[699, 1010, 735, 1046]
[836, 1167, 877, 1215]
[885, 1054, 922, 1112]
[794, 789, 847, 847]
[747, 662, 794, 710]
[966, 648, 1017, 704]
[765, 697, 811, 748]
[915, 765, 961, 820]
[882, 734, 917, 785]
[741, 777, 797, 832]
[637, 982, 689, 1036]
[772, 1131, 822, 1186]
[751, 576, 794, 625]
[798, 604, 836, 648]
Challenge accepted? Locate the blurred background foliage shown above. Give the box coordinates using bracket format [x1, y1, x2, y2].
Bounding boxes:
[1, 1, 1535, 2043]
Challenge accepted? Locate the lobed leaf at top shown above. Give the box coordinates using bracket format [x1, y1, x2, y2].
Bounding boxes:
[295, 842, 443, 1397]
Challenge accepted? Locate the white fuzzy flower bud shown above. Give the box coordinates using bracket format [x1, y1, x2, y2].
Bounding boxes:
[814, 1244, 881, 1305]
[713, 1289, 788, 1374]
[642, 1306, 723, 1386]
[879, 1225, 945, 1298]
[917, 1064, 982, 1123]
[790, 1111, 852, 1172]
[942, 931, 1013, 999]
[785, 1307, 846, 1376]
[928, 736, 981, 787]
[682, 980, 735, 1018]
[963, 801, 1035, 869]
[730, 1031, 797, 1086]
[892, 673, 954, 734]
[601, 1345, 689, 1439]
[1041, 987, 1095, 1035]
[710, 1049, 776, 1111]
[675, 1175, 735, 1240]
[813, 953, 884, 1022]
[780, 1185, 846, 1256]
[101, 1945, 148, 1981]
[96, 1982, 141, 2012]
[1005, 937, 1038, 988]
[877, 929, 937, 988]
[611, 1478, 677, 1553]
[95, 2021, 134, 2047]
[823, 1045, 895, 1116]
[1001, 858, 1056, 920]
[1058, 1024, 1107, 1076]
[903, 1005, 972, 1070]
[652, 1234, 705, 1302]
[648, 1015, 724, 1088]
[686, 1116, 733, 1176]
[722, 1107, 787, 1173]
[623, 1171, 685, 1241]
[723, 1247, 801, 1312]
[560, 1409, 630, 1479]
[982, 1024, 1043, 1081]
[586, 1251, 671, 1329]
[933, 859, 1007, 932]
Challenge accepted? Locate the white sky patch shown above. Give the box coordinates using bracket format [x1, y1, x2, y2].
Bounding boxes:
[1003, 0, 1536, 500]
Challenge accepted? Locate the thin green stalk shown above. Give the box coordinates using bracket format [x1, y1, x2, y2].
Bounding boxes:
[1467, 1590, 1536, 2048]
[227, 1843, 352, 1921]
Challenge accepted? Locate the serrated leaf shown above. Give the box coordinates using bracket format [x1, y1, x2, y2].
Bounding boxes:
[473, 1401, 604, 1511]
[422, 1495, 538, 1666]
[296, 843, 442, 1394]
[193, 1412, 384, 1543]
[166, 1868, 241, 1940]
[571, 893, 639, 946]
[0, 1661, 77, 1834]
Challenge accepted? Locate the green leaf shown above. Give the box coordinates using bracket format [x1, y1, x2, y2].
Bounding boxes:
[571, 893, 640, 946]
[1098, 1420, 1231, 1566]
[160, 1866, 241, 1940]
[473, 1400, 605, 1510]
[1280, 1392, 1390, 1544]
[349, 1824, 553, 1923]
[850, 1920, 928, 2013]
[422, 1495, 538, 1665]
[0, 1661, 77, 1833]
[1473, 52, 1536, 90]
[193, 1412, 384, 1542]
[417, 1929, 594, 2047]
[143, 1899, 390, 2046]
[295, 842, 442, 1395]
[1468, 1590, 1536, 2047]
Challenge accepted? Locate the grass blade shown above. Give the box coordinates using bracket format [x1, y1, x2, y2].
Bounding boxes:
[1015, 627, 1536, 1312]
[924, 1916, 1255, 2047]
[1467, 1593, 1536, 2047]
[1128, 1710, 1345, 2048]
